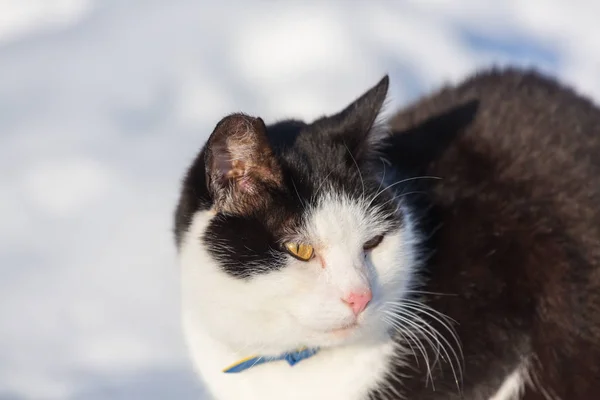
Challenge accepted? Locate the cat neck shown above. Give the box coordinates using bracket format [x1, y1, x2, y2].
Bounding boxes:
[182, 316, 398, 400]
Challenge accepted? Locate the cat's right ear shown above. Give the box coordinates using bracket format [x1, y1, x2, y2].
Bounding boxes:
[204, 113, 282, 214]
[313, 75, 389, 161]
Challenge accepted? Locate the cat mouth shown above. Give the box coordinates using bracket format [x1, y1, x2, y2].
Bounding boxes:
[328, 321, 359, 335]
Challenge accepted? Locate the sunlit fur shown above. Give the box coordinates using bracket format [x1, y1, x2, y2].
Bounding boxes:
[489, 365, 526, 400]
[180, 189, 421, 400]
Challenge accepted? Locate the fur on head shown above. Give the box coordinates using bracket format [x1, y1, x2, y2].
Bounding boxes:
[175, 75, 422, 356]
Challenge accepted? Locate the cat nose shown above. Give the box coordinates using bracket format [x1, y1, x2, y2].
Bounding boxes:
[342, 290, 372, 316]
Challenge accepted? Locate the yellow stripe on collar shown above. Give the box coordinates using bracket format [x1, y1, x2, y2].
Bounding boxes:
[222, 354, 262, 373]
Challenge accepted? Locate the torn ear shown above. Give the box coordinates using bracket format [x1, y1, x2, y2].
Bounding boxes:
[205, 113, 282, 213]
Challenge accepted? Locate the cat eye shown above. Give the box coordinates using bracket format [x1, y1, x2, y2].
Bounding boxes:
[363, 235, 384, 251]
[284, 242, 314, 261]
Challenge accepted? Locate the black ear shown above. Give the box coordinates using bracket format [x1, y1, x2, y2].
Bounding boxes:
[205, 113, 282, 214]
[337, 75, 389, 134]
[316, 75, 389, 159]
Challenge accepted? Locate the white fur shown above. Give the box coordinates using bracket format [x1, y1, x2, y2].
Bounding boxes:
[179, 192, 420, 400]
[489, 366, 526, 400]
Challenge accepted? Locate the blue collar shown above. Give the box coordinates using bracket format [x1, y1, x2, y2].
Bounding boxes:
[223, 347, 320, 373]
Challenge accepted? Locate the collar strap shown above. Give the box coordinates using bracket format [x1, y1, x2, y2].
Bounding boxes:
[223, 347, 319, 373]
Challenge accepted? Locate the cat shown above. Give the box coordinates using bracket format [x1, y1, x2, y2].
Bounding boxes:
[174, 67, 600, 400]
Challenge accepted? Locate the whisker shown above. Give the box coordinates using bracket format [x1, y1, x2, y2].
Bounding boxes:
[378, 190, 428, 210]
[365, 176, 441, 209]
[314, 169, 335, 198]
[343, 143, 365, 200]
[390, 299, 460, 325]
[385, 309, 444, 378]
[384, 310, 442, 387]
[382, 315, 420, 368]
[395, 307, 463, 393]
[383, 312, 434, 388]
[384, 296, 465, 393]
[403, 290, 459, 297]
[387, 302, 463, 370]
[290, 178, 306, 211]
[376, 158, 386, 195]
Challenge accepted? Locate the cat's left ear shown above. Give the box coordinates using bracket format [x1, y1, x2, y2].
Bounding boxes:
[318, 75, 389, 159]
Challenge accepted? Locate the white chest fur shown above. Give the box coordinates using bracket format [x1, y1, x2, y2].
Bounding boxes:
[182, 314, 396, 400]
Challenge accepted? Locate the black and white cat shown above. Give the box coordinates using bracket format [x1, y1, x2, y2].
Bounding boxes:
[174, 68, 600, 400]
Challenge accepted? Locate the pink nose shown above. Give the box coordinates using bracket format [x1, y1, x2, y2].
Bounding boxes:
[342, 290, 373, 315]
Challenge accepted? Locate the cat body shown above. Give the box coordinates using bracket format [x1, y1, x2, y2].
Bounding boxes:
[175, 68, 600, 399]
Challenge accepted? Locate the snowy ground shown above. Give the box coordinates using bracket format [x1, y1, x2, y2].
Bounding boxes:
[1, 1, 599, 399]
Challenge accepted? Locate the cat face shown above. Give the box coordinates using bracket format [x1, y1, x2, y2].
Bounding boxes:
[176, 76, 421, 355]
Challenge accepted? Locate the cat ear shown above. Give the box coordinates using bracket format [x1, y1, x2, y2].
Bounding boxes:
[318, 75, 389, 158]
[205, 113, 282, 213]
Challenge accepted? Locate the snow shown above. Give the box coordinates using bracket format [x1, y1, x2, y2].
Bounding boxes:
[1, 1, 599, 399]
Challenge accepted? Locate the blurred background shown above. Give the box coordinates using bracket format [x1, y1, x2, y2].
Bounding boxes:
[1, 0, 599, 399]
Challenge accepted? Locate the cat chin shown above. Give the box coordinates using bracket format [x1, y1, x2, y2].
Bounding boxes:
[321, 323, 391, 347]
[224, 323, 390, 357]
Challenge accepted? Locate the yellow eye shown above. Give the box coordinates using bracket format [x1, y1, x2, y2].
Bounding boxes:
[284, 242, 314, 261]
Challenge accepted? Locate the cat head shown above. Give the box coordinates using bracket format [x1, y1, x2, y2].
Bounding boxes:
[176, 76, 421, 356]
